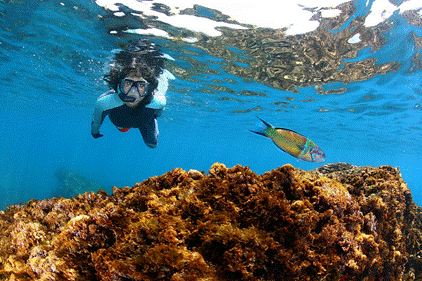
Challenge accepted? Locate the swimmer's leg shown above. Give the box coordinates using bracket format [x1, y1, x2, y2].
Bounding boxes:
[139, 117, 159, 149]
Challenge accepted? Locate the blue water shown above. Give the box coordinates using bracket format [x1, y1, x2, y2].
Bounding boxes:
[0, 0, 421, 210]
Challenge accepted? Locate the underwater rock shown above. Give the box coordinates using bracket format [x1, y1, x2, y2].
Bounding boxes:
[0, 163, 421, 280]
[52, 167, 111, 198]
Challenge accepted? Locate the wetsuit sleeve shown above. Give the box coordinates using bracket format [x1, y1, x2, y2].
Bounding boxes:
[91, 92, 124, 135]
[146, 69, 175, 109]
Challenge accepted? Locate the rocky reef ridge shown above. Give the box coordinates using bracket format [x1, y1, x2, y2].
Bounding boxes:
[1, 162, 422, 280]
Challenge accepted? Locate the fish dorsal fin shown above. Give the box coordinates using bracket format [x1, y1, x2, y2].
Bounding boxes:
[275, 127, 303, 136]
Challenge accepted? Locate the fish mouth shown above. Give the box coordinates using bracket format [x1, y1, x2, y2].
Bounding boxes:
[312, 154, 326, 163]
[313, 157, 326, 163]
[309, 147, 326, 163]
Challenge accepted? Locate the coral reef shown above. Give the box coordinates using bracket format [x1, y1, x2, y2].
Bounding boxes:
[0, 162, 422, 280]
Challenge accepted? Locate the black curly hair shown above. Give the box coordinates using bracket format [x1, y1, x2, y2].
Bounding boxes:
[104, 39, 166, 96]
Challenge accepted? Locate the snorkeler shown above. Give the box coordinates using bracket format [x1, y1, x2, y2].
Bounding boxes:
[91, 39, 174, 148]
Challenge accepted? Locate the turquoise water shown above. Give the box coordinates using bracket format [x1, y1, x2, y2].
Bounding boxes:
[0, 0, 421, 210]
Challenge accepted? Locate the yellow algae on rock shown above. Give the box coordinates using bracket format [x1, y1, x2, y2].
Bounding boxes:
[0, 163, 421, 280]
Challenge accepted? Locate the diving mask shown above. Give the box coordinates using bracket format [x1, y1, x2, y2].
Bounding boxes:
[118, 78, 149, 102]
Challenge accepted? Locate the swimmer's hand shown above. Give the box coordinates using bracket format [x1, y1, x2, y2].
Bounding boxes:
[92, 132, 103, 139]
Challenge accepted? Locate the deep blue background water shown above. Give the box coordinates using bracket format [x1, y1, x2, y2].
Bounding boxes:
[0, 0, 421, 210]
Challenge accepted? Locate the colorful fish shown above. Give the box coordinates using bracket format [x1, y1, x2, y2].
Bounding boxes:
[250, 116, 326, 163]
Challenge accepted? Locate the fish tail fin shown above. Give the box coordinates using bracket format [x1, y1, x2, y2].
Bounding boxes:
[249, 116, 272, 137]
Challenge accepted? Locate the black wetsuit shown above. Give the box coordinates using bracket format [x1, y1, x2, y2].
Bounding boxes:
[108, 105, 162, 148]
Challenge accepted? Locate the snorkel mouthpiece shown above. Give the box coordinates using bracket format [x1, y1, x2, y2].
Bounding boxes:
[117, 86, 136, 102]
[119, 92, 136, 102]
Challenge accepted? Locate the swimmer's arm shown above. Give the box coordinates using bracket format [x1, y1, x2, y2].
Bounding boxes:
[91, 92, 124, 136]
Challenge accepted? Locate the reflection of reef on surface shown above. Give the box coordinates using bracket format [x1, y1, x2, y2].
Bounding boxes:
[193, 8, 401, 92]
[102, 2, 421, 94]
[52, 168, 111, 198]
[1, 162, 422, 280]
